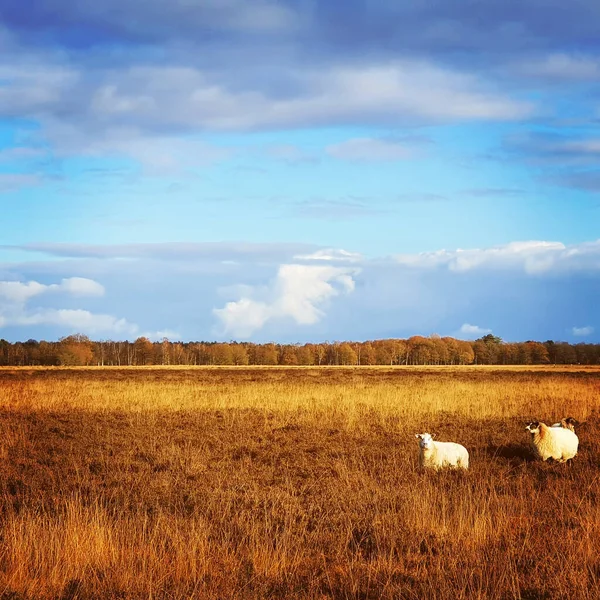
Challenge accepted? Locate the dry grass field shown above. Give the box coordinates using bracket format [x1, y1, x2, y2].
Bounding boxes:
[1, 366, 600, 600]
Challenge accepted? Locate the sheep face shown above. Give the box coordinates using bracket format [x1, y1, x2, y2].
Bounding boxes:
[551, 417, 578, 431]
[415, 433, 434, 450]
[564, 417, 578, 430]
[525, 421, 540, 435]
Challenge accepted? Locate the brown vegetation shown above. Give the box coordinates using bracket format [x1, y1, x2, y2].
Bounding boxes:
[1, 366, 600, 599]
[2, 333, 600, 367]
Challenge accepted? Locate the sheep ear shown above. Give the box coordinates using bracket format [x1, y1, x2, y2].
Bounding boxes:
[431, 434, 436, 439]
[415, 434, 421, 439]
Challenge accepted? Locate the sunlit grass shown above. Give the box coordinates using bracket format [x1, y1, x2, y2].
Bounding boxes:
[0, 367, 599, 599]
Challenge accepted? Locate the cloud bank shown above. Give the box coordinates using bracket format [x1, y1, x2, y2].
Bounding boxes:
[0, 276, 135, 337]
[394, 241, 600, 274]
[0, 239, 598, 343]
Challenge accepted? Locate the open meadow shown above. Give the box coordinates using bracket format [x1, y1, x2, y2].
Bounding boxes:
[1, 366, 600, 600]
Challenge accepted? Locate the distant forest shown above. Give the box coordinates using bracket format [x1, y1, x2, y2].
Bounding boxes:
[0, 334, 599, 366]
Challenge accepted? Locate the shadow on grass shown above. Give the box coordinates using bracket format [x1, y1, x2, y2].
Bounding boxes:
[486, 443, 536, 463]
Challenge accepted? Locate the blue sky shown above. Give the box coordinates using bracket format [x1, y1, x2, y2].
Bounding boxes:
[0, 0, 598, 343]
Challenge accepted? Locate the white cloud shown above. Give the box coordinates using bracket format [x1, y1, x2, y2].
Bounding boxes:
[394, 240, 600, 274]
[214, 298, 271, 338]
[0, 56, 533, 166]
[58, 277, 105, 296]
[1, 240, 598, 344]
[294, 248, 362, 262]
[0, 277, 105, 302]
[12, 309, 138, 335]
[141, 329, 182, 341]
[277, 264, 356, 324]
[0, 276, 141, 338]
[572, 325, 594, 337]
[80, 62, 532, 131]
[0, 280, 49, 303]
[326, 137, 417, 162]
[459, 323, 492, 338]
[213, 264, 359, 338]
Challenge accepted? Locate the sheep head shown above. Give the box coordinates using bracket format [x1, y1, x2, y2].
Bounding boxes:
[525, 421, 541, 435]
[415, 433, 435, 449]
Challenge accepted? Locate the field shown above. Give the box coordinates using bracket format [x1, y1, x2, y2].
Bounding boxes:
[1, 366, 600, 600]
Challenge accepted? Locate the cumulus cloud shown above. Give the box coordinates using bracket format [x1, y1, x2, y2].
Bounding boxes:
[0, 277, 104, 302]
[294, 248, 362, 262]
[141, 329, 182, 341]
[56, 277, 105, 296]
[214, 298, 271, 338]
[13, 309, 137, 335]
[395, 240, 600, 274]
[459, 323, 492, 338]
[0, 280, 48, 303]
[213, 264, 359, 338]
[0, 275, 141, 338]
[572, 325, 594, 337]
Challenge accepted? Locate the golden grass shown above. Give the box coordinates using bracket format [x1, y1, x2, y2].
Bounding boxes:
[0, 367, 599, 599]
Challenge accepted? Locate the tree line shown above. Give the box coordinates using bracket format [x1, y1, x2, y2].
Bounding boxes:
[0, 333, 598, 367]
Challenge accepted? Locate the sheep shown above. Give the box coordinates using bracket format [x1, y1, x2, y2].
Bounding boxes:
[415, 433, 469, 470]
[525, 421, 579, 463]
[551, 417, 578, 432]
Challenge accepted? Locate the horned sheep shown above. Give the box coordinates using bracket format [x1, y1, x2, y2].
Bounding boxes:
[551, 417, 578, 432]
[415, 433, 469, 470]
[525, 421, 579, 463]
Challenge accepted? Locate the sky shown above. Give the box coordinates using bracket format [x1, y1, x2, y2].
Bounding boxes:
[0, 0, 598, 344]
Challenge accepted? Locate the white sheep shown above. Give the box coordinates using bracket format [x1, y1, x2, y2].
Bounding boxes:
[415, 433, 469, 470]
[551, 417, 578, 432]
[525, 421, 579, 462]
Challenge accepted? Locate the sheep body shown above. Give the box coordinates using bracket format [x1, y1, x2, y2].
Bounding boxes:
[526, 421, 578, 462]
[415, 433, 469, 470]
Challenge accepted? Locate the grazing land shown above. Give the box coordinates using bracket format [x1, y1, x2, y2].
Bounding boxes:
[1, 366, 600, 599]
